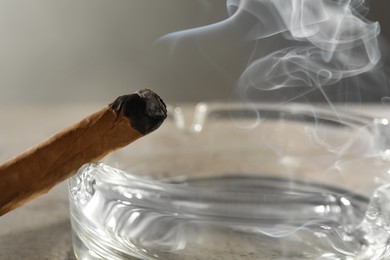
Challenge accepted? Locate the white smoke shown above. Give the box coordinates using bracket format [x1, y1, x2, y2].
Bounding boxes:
[233, 0, 381, 95]
[156, 0, 384, 104]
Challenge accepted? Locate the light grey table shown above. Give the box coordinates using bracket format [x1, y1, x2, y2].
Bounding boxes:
[0, 103, 388, 260]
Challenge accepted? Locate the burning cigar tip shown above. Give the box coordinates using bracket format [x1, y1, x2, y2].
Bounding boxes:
[110, 89, 167, 135]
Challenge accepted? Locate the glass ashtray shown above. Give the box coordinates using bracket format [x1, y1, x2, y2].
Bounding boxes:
[69, 103, 390, 259]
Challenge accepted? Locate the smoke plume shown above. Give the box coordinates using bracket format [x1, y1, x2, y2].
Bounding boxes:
[156, 0, 387, 104]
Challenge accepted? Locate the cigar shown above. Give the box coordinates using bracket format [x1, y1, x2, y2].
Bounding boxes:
[0, 89, 167, 216]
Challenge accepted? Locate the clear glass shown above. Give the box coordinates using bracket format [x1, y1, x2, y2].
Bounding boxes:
[69, 103, 390, 259]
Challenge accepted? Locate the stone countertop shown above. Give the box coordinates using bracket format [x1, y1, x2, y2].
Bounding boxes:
[0, 103, 388, 260]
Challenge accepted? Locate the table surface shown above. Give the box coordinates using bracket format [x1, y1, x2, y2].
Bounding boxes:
[0, 103, 388, 260]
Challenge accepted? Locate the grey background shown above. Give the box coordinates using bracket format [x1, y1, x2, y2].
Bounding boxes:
[0, 0, 388, 104]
